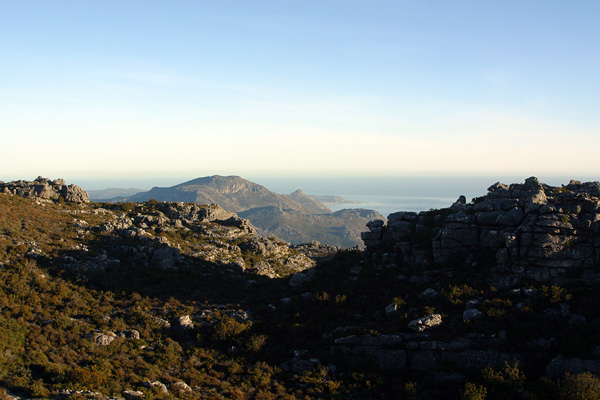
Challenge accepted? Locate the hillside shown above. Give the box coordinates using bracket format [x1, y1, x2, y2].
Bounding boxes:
[125, 175, 382, 248]
[2, 177, 600, 399]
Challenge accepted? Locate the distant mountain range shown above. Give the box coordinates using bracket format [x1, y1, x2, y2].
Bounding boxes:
[118, 175, 382, 248]
[87, 188, 145, 200]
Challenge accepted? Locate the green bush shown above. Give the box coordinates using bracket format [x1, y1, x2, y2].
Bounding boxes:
[482, 361, 525, 393]
[461, 382, 487, 400]
[560, 372, 600, 400]
[120, 202, 136, 213]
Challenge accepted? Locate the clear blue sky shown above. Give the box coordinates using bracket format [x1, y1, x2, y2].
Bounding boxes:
[1, 1, 599, 183]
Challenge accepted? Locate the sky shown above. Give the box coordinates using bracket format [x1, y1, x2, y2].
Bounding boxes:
[1, 1, 599, 186]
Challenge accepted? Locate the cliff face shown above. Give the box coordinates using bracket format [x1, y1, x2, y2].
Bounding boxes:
[362, 177, 600, 286]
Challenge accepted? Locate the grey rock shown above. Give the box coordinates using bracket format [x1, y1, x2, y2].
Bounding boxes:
[150, 247, 180, 268]
[334, 334, 402, 346]
[385, 303, 399, 316]
[332, 345, 407, 370]
[420, 288, 439, 298]
[143, 381, 168, 395]
[408, 314, 442, 332]
[0, 177, 89, 203]
[546, 356, 600, 378]
[123, 390, 144, 400]
[173, 315, 194, 331]
[465, 299, 480, 309]
[463, 308, 485, 322]
[289, 269, 316, 287]
[91, 333, 115, 346]
[442, 350, 521, 372]
[569, 314, 587, 325]
[362, 177, 600, 285]
[410, 350, 439, 371]
[170, 382, 193, 394]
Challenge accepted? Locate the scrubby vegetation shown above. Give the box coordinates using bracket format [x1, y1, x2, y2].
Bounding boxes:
[1, 192, 600, 399]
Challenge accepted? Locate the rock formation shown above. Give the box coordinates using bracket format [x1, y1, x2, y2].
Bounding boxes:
[0, 176, 89, 203]
[362, 177, 600, 286]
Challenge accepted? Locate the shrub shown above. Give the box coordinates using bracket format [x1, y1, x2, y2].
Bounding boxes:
[120, 202, 136, 213]
[461, 382, 487, 400]
[539, 285, 571, 303]
[245, 334, 268, 353]
[560, 372, 600, 400]
[444, 284, 479, 306]
[392, 296, 407, 308]
[211, 315, 251, 343]
[482, 361, 525, 393]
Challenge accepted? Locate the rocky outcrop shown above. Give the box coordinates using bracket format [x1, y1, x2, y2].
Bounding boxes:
[408, 314, 443, 332]
[362, 177, 600, 285]
[52, 200, 328, 279]
[0, 176, 89, 203]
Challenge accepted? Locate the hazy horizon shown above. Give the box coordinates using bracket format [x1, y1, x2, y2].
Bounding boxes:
[78, 173, 600, 216]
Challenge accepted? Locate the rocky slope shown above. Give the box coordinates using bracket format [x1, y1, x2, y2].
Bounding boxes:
[2, 176, 600, 400]
[126, 175, 383, 248]
[362, 177, 600, 286]
[0, 178, 335, 282]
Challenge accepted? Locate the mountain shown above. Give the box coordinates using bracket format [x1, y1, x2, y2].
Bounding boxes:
[128, 175, 318, 213]
[125, 175, 383, 247]
[87, 187, 145, 201]
[284, 189, 331, 213]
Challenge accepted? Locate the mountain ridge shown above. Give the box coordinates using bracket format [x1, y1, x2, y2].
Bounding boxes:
[125, 175, 383, 247]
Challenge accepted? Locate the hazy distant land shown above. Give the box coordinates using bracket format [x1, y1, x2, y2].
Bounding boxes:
[309, 194, 357, 204]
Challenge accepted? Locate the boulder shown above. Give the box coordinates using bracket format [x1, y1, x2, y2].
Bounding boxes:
[408, 314, 442, 332]
[463, 308, 485, 322]
[173, 315, 194, 331]
[170, 382, 193, 394]
[143, 381, 168, 395]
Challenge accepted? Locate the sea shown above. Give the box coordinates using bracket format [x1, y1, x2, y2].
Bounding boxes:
[78, 175, 595, 219]
[250, 175, 596, 218]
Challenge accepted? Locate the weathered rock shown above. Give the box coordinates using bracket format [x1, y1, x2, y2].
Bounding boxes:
[334, 334, 402, 346]
[289, 269, 316, 287]
[546, 356, 600, 378]
[385, 303, 399, 316]
[442, 350, 521, 372]
[150, 247, 180, 268]
[173, 315, 194, 331]
[170, 382, 193, 394]
[143, 381, 168, 395]
[0, 177, 89, 203]
[362, 177, 600, 285]
[332, 345, 407, 370]
[408, 314, 442, 332]
[117, 330, 140, 340]
[90, 333, 115, 346]
[463, 308, 485, 322]
[123, 390, 144, 400]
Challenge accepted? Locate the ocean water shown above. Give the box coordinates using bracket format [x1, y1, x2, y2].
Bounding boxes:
[77, 175, 596, 219]
[324, 194, 457, 216]
[250, 175, 594, 218]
